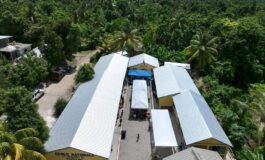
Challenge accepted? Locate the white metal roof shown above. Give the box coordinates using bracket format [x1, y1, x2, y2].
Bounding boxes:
[115, 50, 128, 56]
[0, 45, 16, 52]
[151, 109, 178, 147]
[0, 35, 12, 40]
[164, 62, 191, 70]
[128, 53, 159, 68]
[131, 80, 148, 109]
[172, 90, 232, 146]
[45, 54, 129, 158]
[154, 65, 200, 98]
[163, 147, 223, 160]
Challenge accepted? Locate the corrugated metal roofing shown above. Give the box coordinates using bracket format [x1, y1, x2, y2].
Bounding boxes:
[172, 90, 232, 146]
[45, 53, 129, 158]
[0, 35, 12, 40]
[153, 65, 200, 98]
[163, 147, 223, 160]
[151, 109, 178, 147]
[128, 53, 159, 68]
[131, 80, 148, 109]
[164, 62, 191, 69]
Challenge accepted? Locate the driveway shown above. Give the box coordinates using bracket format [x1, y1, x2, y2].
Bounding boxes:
[37, 50, 97, 128]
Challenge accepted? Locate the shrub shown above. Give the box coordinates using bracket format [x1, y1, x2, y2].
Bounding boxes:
[54, 98, 68, 118]
[75, 64, 94, 83]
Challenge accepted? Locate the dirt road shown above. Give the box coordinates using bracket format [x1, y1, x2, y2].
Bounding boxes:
[37, 50, 97, 128]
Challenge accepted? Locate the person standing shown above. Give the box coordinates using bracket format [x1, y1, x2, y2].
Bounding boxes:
[136, 133, 140, 142]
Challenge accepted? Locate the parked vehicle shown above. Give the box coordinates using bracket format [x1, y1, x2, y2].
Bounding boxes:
[51, 67, 65, 82]
[65, 64, 76, 74]
[32, 89, 44, 101]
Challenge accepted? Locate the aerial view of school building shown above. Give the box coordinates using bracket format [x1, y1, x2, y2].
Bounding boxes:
[44, 52, 235, 160]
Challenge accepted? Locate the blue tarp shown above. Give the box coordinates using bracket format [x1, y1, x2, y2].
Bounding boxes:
[128, 70, 152, 78]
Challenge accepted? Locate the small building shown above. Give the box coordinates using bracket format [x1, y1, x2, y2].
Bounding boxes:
[172, 90, 232, 157]
[151, 109, 178, 158]
[131, 80, 149, 119]
[153, 65, 200, 107]
[128, 53, 159, 71]
[163, 147, 223, 160]
[45, 54, 129, 160]
[0, 35, 12, 47]
[164, 62, 191, 70]
[0, 35, 32, 60]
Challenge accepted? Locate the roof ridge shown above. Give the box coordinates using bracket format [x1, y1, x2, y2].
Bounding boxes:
[69, 54, 119, 149]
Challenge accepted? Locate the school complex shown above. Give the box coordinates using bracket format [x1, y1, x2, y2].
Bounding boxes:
[45, 53, 235, 160]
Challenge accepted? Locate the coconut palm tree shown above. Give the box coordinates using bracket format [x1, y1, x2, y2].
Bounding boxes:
[185, 31, 219, 71]
[107, 29, 143, 56]
[0, 128, 46, 160]
[239, 149, 264, 160]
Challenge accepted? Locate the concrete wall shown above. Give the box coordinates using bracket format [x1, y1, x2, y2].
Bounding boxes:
[45, 148, 106, 160]
[159, 96, 174, 107]
[129, 64, 154, 71]
[191, 138, 229, 158]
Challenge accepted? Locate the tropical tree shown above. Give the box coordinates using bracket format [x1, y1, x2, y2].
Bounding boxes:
[238, 149, 264, 160]
[8, 53, 48, 89]
[75, 64, 94, 84]
[185, 31, 219, 71]
[0, 87, 49, 141]
[54, 99, 68, 118]
[107, 29, 143, 56]
[0, 128, 46, 160]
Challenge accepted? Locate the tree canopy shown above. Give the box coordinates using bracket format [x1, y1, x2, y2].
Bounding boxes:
[0, 0, 265, 158]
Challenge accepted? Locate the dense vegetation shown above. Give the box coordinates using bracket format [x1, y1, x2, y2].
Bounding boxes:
[0, 0, 265, 159]
[75, 64, 94, 83]
[53, 98, 68, 118]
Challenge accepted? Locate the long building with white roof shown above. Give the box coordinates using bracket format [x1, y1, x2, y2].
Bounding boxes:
[172, 90, 232, 157]
[45, 54, 129, 160]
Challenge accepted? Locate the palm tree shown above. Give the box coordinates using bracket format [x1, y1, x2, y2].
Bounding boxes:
[0, 128, 46, 160]
[107, 29, 143, 56]
[185, 31, 219, 71]
[239, 149, 264, 160]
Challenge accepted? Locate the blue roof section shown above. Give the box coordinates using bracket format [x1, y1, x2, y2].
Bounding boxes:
[128, 70, 152, 78]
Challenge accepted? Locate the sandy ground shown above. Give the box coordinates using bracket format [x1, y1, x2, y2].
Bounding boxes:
[37, 50, 97, 128]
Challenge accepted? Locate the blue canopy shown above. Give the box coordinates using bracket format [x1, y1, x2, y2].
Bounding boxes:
[128, 70, 152, 78]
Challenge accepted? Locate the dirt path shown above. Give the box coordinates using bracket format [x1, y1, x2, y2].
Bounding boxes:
[37, 50, 97, 128]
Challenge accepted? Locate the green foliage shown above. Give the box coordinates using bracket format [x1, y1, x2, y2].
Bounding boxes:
[1, 0, 265, 157]
[0, 87, 49, 141]
[185, 31, 219, 72]
[106, 29, 143, 56]
[19, 137, 45, 153]
[7, 53, 48, 89]
[238, 148, 264, 160]
[54, 98, 68, 118]
[0, 128, 46, 160]
[75, 64, 94, 84]
[15, 128, 39, 142]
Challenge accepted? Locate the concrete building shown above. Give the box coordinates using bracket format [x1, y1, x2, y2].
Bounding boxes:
[172, 90, 232, 157]
[153, 65, 200, 107]
[128, 53, 159, 71]
[164, 62, 191, 70]
[163, 147, 223, 160]
[45, 54, 129, 160]
[0, 35, 32, 60]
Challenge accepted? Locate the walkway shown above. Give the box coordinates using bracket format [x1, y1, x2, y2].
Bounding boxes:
[37, 50, 97, 128]
[118, 85, 152, 160]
